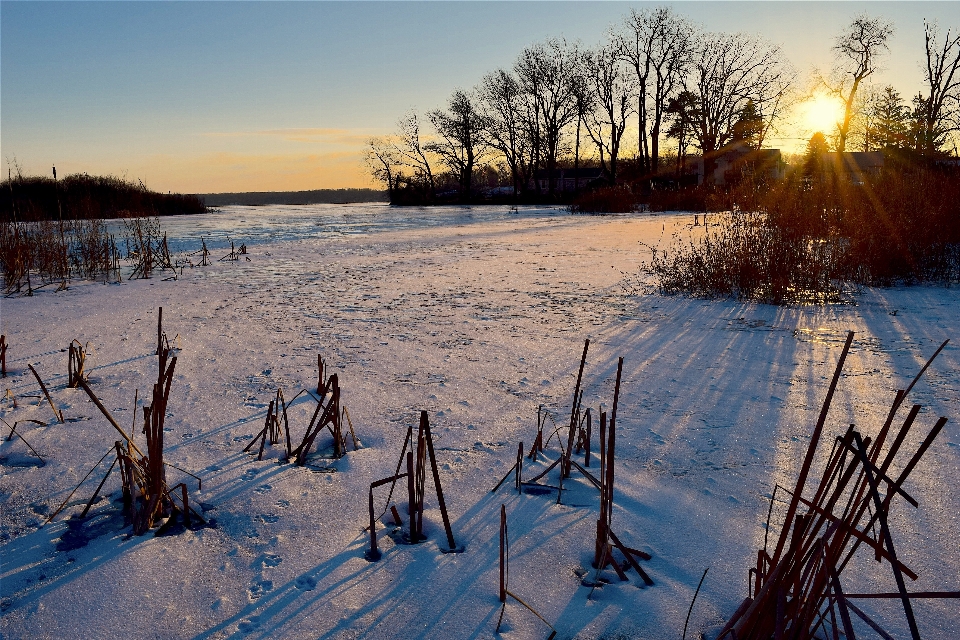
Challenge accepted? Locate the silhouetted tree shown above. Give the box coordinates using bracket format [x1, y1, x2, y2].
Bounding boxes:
[616, 6, 694, 174]
[515, 38, 582, 195]
[691, 32, 792, 182]
[569, 54, 596, 194]
[665, 89, 700, 176]
[864, 86, 910, 150]
[395, 111, 436, 198]
[821, 15, 894, 152]
[731, 99, 764, 148]
[478, 69, 532, 197]
[916, 20, 960, 155]
[428, 90, 487, 201]
[363, 136, 400, 197]
[804, 131, 831, 177]
[582, 42, 634, 184]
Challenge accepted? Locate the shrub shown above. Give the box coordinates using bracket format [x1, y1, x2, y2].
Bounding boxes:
[643, 162, 960, 304]
[570, 185, 637, 214]
[644, 210, 851, 304]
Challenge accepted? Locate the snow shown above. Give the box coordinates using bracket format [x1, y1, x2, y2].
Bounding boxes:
[1, 204, 958, 639]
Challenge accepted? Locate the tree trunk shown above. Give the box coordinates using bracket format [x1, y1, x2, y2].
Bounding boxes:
[574, 114, 582, 195]
[651, 119, 661, 174]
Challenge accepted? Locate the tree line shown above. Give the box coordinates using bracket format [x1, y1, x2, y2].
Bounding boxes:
[365, 7, 960, 204]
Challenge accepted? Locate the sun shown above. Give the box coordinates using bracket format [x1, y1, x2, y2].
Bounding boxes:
[801, 93, 845, 136]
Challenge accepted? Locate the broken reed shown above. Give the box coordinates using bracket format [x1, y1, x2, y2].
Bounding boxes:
[720, 334, 958, 640]
[366, 410, 458, 561]
[123, 215, 178, 280]
[643, 165, 960, 304]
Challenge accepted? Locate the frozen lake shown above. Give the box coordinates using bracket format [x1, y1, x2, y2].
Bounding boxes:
[138, 203, 574, 255]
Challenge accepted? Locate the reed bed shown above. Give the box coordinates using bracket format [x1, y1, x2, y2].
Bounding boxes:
[0, 212, 188, 293]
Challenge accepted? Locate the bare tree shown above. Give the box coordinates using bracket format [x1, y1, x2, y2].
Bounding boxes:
[395, 111, 436, 198]
[691, 32, 793, 181]
[917, 20, 960, 155]
[582, 43, 635, 184]
[616, 6, 694, 174]
[478, 69, 533, 197]
[822, 15, 894, 152]
[515, 38, 582, 195]
[428, 90, 487, 201]
[569, 57, 596, 194]
[363, 136, 400, 198]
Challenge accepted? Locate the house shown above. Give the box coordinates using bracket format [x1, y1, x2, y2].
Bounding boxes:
[820, 152, 884, 184]
[532, 167, 606, 192]
[696, 142, 785, 186]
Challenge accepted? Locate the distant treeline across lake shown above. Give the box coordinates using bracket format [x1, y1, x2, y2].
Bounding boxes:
[2, 175, 390, 222]
[200, 189, 388, 207]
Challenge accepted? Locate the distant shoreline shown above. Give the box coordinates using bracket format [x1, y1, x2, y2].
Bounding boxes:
[199, 188, 388, 207]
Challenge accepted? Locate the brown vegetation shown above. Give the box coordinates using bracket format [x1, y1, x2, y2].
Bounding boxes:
[644, 164, 960, 304]
[1, 173, 206, 222]
[570, 185, 637, 214]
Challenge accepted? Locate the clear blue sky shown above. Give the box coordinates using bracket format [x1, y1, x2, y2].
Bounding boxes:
[2, 1, 958, 192]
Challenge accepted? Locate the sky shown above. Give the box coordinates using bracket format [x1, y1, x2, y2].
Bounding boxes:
[2, 1, 959, 194]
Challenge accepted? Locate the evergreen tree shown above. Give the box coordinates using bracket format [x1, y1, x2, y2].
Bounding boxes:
[731, 99, 764, 148]
[866, 86, 909, 150]
[804, 132, 830, 176]
[665, 90, 700, 175]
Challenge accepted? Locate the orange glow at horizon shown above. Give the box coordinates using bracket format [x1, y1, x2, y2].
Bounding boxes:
[131, 150, 378, 194]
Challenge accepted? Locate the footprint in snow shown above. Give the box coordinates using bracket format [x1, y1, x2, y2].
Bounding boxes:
[238, 616, 261, 632]
[260, 553, 282, 568]
[253, 484, 272, 494]
[276, 499, 290, 508]
[295, 575, 317, 591]
[242, 469, 260, 481]
[248, 581, 273, 601]
[259, 514, 280, 524]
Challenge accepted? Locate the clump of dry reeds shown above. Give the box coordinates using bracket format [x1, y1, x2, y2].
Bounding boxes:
[644, 210, 851, 304]
[70, 219, 119, 282]
[1, 218, 124, 293]
[643, 164, 960, 304]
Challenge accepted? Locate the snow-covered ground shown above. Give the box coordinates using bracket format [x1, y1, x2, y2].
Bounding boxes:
[1, 204, 958, 640]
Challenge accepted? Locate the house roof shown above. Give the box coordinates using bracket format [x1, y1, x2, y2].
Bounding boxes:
[714, 144, 782, 161]
[820, 152, 884, 172]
